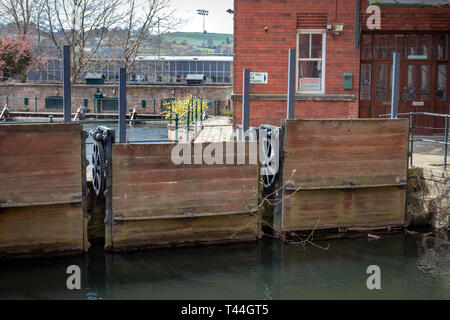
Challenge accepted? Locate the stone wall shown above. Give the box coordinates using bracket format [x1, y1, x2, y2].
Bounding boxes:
[407, 167, 450, 229]
[0, 82, 232, 115]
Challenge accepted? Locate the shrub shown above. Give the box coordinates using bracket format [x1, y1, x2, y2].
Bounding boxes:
[163, 94, 209, 122]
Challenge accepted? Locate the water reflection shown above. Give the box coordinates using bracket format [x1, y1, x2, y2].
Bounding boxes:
[0, 233, 449, 300]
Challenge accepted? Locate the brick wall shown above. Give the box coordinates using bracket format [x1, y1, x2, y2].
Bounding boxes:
[360, 2, 450, 32]
[0, 83, 232, 114]
[233, 0, 360, 127]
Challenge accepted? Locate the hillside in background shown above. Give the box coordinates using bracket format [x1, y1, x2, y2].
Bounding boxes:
[140, 32, 233, 56]
[164, 32, 233, 47]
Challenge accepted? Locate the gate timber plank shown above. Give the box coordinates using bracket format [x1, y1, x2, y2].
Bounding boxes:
[0, 123, 83, 206]
[278, 119, 409, 233]
[109, 142, 260, 250]
[0, 123, 88, 258]
[282, 119, 409, 189]
[0, 203, 85, 257]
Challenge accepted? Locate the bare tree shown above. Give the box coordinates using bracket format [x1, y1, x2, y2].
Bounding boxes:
[42, 0, 124, 82]
[116, 0, 178, 78]
[0, 0, 46, 82]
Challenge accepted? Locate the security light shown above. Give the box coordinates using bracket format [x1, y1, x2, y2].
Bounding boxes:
[333, 23, 345, 35]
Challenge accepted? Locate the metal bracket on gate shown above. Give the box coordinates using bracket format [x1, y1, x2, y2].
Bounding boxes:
[258, 124, 281, 189]
[89, 126, 115, 196]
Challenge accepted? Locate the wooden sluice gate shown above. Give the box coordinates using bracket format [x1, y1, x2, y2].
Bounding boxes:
[106, 142, 261, 251]
[0, 123, 89, 258]
[0, 117, 411, 258]
[273, 119, 410, 236]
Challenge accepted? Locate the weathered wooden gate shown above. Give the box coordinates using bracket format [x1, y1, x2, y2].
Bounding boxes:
[107, 142, 260, 251]
[274, 119, 409, 234]
[0, 123, 88, 258]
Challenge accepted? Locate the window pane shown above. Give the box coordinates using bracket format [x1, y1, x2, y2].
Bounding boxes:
[407, 34, 433, 60]
[437, 64, 447, 101]
[197, 62, 204, 72]
[406, 65, 418, 101]
[298, 34, 310, 58]
[361, 34, 372, 60]
[298, 61, 322, 92]
[374, 34, 403, 59]
[438, 34, 448, 60]
[311, 34, 322, 58]
[360, 64, 371, 100]
[376, 64, 389, 101]
[420, 64, 431, 101]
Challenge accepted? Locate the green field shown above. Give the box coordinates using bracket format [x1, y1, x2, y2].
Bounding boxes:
[163, 32, 233, 47]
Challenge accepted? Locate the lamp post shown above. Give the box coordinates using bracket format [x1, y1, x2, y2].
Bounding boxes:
[196, 9, 209, 55]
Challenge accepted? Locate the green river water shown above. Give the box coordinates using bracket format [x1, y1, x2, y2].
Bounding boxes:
[0, 231, 449, 300]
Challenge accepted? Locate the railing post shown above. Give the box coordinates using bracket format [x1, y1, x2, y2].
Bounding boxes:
[118, 68, 127, 144]
[153, 99, 156, 114]
[194, 101, 198, 136]
[175, 113, 179, 142]
[390, 53, 400, 119]
[187, 101, 190, 135]
[444, 115, 448, 171]
[34, 96, 37, 112]
[200, 100, 203, 127]
[409, 112, 414, 167]
[287, 48, 296, 119]
[170, 101, 173, 124]
[242, 68, 250, 140]
[63, 45, 71, 123]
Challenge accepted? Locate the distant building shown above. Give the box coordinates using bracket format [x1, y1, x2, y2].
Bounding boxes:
[27, 56, 233, 84]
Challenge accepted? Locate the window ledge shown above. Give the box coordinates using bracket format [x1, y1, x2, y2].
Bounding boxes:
[231, 93, 355, 101]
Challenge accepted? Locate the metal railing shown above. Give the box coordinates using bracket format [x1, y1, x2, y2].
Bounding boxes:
[167, 98, 206, 143]
[0, 116, 176, 144]
[379, 112, 449, 170]
[0, 95, 221, 115]
[1, 97, 210, 144]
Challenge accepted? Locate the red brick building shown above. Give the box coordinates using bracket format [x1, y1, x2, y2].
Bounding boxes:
[232, 0, 450, 129]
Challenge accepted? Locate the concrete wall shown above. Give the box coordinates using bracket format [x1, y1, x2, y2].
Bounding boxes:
[0, 83, 232, 115]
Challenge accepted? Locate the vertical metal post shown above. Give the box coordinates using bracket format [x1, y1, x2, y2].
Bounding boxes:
[63, 45, 71, 123]
[444, 115, 448, 170]
[175, 114, 179, 142]
[200, 99, 203, 127]
[34, 96, 37, 112]
[170, 101, 173, 124]
[391, 52, 400, 119]
[153, 99, 156, 113]
[409, 112, 414, 167]
[195, 101, 198, 122]
[242, 68, 250, 139]
[287, 49, 296, 120]
[118, 68, 127, 143]
[194, 101, 198, 136]
[187, 101, 190, 136]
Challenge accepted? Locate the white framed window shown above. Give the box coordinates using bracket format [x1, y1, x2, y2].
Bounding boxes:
[297, 30, 326, 94]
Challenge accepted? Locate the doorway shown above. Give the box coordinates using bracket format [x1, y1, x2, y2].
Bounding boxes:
[360, 33, 449, 134]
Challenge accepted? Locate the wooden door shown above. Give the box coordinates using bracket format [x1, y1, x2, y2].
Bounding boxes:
[369, 62, 392, 118]
[400, 62, 435, 133]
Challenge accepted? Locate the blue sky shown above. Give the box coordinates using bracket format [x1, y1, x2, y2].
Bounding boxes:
[171, 0, 234, 34]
